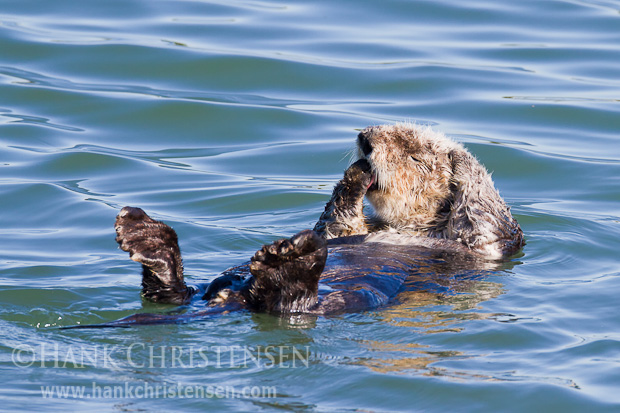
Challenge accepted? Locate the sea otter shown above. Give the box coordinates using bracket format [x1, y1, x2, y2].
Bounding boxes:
[74, 124, 524, 327]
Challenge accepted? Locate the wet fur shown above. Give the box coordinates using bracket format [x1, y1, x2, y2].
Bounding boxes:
[313, 159, 372, 238]
[354, 124, 524, 257]
[96, 124, 524, 325]
[114, 207, 193, 305]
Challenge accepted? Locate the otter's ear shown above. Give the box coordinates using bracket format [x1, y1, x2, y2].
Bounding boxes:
[447, 149, 460, 186]
[446, 149, 476, 232]
[447, 149, 474, 187]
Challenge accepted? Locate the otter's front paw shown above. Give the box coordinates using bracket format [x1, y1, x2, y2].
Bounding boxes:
[115, 207, 190, 304]
[313, 159, 373, 239]
[245, 230, 328, 313]
[343, 158, 374, 192]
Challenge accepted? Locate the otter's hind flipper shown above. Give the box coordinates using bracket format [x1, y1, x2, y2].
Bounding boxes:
[115, 207, 193, 305]
[244, 230, 327, 313]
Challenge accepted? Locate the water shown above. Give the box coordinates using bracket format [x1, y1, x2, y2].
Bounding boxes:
[1, 0, 619, 410]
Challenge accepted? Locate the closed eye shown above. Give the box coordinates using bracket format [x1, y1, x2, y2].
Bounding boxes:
[410, 156, 422, 163]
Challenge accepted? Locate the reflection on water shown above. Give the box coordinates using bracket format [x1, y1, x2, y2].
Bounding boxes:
[353, 273, 505, 374]
[2, 0, 620, 409]
[350, 260, 581, 391]
[356, 340, 456, 373]
[250, 311, 318, 331]
[425, 367, 581, 389]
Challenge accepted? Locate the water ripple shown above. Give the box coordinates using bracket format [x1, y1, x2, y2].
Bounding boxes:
[0, 110, 83, 132]
[1, 0, 620, 410]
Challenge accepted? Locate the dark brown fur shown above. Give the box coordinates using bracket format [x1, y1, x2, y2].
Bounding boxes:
[107, 124, 524, 322]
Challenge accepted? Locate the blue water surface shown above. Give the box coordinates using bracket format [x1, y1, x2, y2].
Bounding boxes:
[1, 0, 620, 411]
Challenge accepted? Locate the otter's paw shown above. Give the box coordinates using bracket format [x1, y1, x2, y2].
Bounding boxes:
[313, 159, 373, 239]
[115, 207, 190, 304]
[343, 158, 374, 192]
[246, 230, 328, 313]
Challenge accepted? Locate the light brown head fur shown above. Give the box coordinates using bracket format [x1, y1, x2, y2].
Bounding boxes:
[357, 123, 524, 257]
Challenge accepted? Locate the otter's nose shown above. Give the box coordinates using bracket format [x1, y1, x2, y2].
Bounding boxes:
[357, 133, 373, 156]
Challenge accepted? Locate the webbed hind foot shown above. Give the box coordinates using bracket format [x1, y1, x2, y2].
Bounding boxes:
[115, 207, 193, 304]
[245, 229, 328, 313]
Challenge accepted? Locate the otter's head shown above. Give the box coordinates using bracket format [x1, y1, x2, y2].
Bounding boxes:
[356, 124, 462, 230]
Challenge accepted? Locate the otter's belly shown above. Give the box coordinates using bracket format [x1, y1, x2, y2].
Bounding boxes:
[319, 244, 419, 300]
[315, 241, 489, 312]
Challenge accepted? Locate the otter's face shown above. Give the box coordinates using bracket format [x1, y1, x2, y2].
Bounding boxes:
[356, 124, 456, 229]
